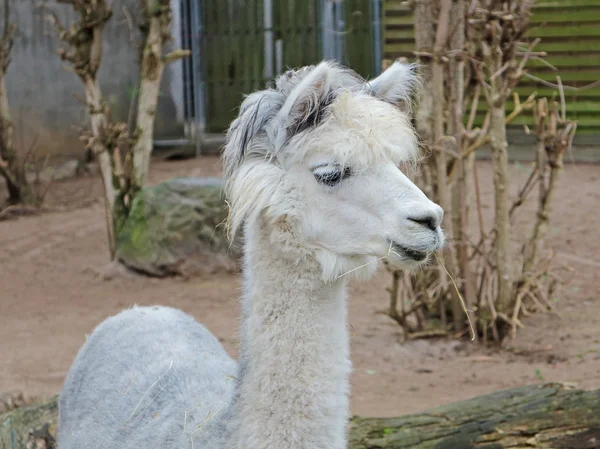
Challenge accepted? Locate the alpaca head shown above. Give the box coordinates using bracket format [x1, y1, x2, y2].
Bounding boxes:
[224, 60, 444, 281]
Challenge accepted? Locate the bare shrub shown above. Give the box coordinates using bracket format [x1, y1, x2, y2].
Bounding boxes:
[386, 0, 576, 343]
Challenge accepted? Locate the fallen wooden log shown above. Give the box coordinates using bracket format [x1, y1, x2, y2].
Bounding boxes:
[1, 383, 599, 449]
[349, 383, 600, 449]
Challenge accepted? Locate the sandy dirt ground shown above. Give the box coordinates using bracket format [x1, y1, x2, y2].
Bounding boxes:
[1, 157, 599, 417]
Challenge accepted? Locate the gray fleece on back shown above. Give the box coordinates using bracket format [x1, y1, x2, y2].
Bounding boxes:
[57, 306, 237, 449]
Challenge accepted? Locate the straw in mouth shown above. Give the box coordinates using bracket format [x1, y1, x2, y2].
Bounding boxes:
[388, 241, 428, 261]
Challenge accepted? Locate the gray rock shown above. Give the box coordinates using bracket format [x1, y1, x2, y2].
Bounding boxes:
[115, 177, 241, 277]
[26, 159, 81, 184]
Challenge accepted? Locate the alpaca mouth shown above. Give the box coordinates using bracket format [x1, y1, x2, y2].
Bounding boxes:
[389, 242, 429, 262]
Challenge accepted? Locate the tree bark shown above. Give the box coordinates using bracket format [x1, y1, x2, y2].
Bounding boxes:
[489, 101, 512, 311]
[2, 384, 599, 449]
[431, 0, 467, 332]
[522, 101, 570, 277]
[431, 0, 450, 214]
[448, 0, 475, 333]
[0, 9, 28, 206]
[51, 1, 122, 257]
[82, 74, 119, 256]
[485, 31, 513, 312]
[349, 383, 600, 449]
[0, 75, 20, 203]
[131, 0, 171, 188]
[414, 0, 435, 145]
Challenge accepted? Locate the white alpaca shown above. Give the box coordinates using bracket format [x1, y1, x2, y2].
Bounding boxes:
[57, 60, 444, 449]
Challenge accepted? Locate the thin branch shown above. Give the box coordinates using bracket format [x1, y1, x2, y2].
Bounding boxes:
[516, 38, 540, 76]
[466, 83, 480, 132]
[509, 165, 538, 219]
[162, 49, 191, 64]
[490, 61, 510, 81]
[461, 92, 536, 159]
[557, 76, 566, 122]
[530, 55, 557, 71]
[433, 0, 452, 55]
[472, 159, 485, 239]
[505, 91, 536, 123]
[121, 5, 137, 43]
[524, 74, 600, 92]
[472, 60, 493, 105]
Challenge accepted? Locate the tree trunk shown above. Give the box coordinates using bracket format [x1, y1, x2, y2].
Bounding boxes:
[522, 100, 570, 278]
[2, 384, 598, 449]
[526, 160, 560, 269]
[82, 73, 121, 257]
[448, 0, 475, 334]
[489, 102, 512, 311]
[431, 0, 450, 214]
[522, 137, 548, 276]
[0, 60, 27, 205]
[484, 25, 513, 313]
[431, 0, 466, 332]
[131, 1, 170, 188]
[0, 2, 20, 205]
[413, 0, 435, 145]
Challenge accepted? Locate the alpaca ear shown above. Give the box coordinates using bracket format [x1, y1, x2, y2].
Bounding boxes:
[368, 61, 418, 106]
[280, 61, 335, 137]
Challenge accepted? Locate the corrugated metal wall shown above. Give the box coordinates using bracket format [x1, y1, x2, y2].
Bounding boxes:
[383, 0, 600, 136]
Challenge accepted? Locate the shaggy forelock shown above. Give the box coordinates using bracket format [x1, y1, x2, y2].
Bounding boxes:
[223, 62, 364, 178]
[223, 89, 285, 180]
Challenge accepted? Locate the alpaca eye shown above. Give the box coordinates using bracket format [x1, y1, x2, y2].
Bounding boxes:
[313, 166, 352, 187]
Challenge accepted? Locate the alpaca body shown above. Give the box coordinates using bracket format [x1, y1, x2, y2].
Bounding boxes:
[58, 221, 352, 449]
[57, 306, 236, 449]
[58, 60, 445, 448]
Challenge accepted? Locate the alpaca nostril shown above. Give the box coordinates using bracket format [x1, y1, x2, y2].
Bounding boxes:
[409, 216, 438, 231]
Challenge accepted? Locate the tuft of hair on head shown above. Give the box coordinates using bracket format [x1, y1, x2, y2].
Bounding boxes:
[277, 60, 364, 145]
[274, 65, 316, 96]
[222, 89, 285, 181]
[278, 61, 337, 140]
[367, 60, 420, 110]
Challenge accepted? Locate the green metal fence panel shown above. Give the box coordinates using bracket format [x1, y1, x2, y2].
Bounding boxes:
[198, 0, 376, 133]
[201, 0, 265, 133]
[343, 0, 377, 78]
[382, 0, 600, 136]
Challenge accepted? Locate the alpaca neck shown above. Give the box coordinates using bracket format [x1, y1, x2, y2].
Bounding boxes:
[231, 220, 351, 449]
